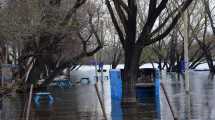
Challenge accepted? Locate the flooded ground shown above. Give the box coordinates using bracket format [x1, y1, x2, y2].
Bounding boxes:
[0, 71, 215, 120]
[161, 71, 215, 120]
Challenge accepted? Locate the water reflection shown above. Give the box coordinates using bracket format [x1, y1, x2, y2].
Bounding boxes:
[162, 71, 215, 120]
[0, 71, 215, 120]
[0, 95, 23, 120]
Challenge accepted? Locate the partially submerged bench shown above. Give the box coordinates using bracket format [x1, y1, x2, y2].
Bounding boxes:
[33, 92, 54, 105]
[52, 79, 72, 88]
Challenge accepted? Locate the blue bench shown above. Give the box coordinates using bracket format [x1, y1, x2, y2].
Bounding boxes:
[33, 92, 54, 105]
[52, 79, 73, 88]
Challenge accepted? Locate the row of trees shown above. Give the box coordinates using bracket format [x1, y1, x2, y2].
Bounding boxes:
[99, 0, 215, 73]
[0, 0, 106, 86]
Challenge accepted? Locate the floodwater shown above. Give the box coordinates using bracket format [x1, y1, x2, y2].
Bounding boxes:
[161, 71, 215, 120]
[0, 71, 215, 120]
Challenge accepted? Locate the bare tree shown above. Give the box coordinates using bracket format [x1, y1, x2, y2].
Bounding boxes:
[0, 0, 104, 86]
[105, 0, 193, 103]
[202, 0, 215, 72]
[204, 0, 215, 34]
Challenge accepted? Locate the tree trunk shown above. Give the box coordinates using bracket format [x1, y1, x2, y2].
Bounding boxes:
[112, 63, 118, 69]
[122, 47, 142, 105]
[121, 47, 142, 120]
[205, 51, 215, 72]
[169, 30, 177, 72]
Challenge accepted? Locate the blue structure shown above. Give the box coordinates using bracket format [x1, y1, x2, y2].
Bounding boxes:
[98, 62, 104, 71]
[33, 92, 54, 107]
[155, 69, 161, 119]
[110, 68, 161, 119]
[136, 69, 161, 118]
[179, 58, 185, 72]
[52, 79, 73, 88]
[110, 69, 122, 100]
[109, 69, 123, 120]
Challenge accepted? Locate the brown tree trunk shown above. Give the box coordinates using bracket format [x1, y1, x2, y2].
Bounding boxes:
[122, 47, 142, 105]
[169, 30, 177, 72]
[205, 51, 215, 72]
[121, 47, 142, 120]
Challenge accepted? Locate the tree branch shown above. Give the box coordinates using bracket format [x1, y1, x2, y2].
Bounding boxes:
[151, 8, 178, 35]
[137, 0, 168, 45]
[61, 0, 87, 26]
[105, 0, 125, 47]
[148, 0, 193, 47]
[204, 0, 215, 35]
[113, 0, 128, 33]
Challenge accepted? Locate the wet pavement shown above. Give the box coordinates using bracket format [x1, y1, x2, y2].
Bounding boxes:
[0, 71, 215, 120]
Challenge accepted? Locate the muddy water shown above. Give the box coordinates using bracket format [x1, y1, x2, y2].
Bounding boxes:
[0, 71, 215, 120]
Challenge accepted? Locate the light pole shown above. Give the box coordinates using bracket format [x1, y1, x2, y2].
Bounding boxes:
[183, 10, 190, 93]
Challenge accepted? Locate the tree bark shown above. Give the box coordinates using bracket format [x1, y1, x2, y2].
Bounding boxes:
[169, 30, 177, 72]
[122, 47, 142, 105]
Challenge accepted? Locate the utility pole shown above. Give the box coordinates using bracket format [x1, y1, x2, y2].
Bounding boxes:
[183, 6, 192, 120]
[183, 10, 190, 93]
